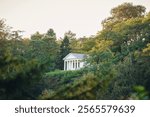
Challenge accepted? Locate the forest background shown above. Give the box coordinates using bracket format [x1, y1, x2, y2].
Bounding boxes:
[0, 2, 150, 99]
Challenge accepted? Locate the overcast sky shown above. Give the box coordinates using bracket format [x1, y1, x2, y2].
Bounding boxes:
[1, 0, 150, 38]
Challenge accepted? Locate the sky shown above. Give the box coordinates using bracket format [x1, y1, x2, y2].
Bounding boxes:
[0, 0, 150, 38]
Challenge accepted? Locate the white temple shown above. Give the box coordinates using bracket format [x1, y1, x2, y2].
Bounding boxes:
[63, 53, 87, 70]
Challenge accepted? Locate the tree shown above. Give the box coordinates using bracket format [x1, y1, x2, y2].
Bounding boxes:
[79, 36, 96, 53]
[111, 3, 145, 20]
[0, 20, 45, 99]
[56, 35, 71, 70]
[98, 3, 150, 62]
[64, 30, 76, 41]
[43, 29, 58, 70]
[94, 3, 150, 99]
[30, 29, 58, 71]
[64, 30, 78, 52]
[102, 2, 146, 29]
[0, 19, 10, 40]
[31, 31, 43, 40]
[45, 28, 56, 39]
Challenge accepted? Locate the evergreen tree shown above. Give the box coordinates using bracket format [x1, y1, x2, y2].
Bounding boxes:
[56, 35, 71, 70]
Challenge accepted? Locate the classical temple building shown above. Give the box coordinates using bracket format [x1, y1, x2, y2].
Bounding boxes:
[63, 53, 87, 70]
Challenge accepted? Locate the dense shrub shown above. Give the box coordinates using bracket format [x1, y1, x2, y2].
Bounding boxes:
[39, 72, 98, 100]
[45, 69, 84, 79]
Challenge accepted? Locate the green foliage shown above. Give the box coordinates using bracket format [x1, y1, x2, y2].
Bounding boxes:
[1, 2, 150, 100]
[45, 28, 56, 39]
[0, 19, 59, 99]
[28, 29, 59, 71]
[102, 2, 146, 29]
[129, 86, 149, 100]
[45, 70, 84, 79]
[98, 53, 150, 100]
[39, 72, 98, 100]
[84, 3, 150, 100]
[56, 34, 71, 69]
[38, 70, 86, 99]
[0, 38, 44, 99]
[37, 3, 150, 100]
[31, 31, 43, 40]
[111, 3, 145, 20]
[79, 36, 96, 53]
[143, 43, 150, 56]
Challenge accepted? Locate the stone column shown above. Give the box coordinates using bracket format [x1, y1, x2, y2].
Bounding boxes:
[70, 60, 71, 70]
[70, 60, 72, 70]
[69, 60, 71, 70]
[77, 59, 78, 69]
[74, 60, 75, 69]
[73, 60, 74, 70]
[68, 61, 69, 70]
[75, 60, 77, 69]
[67, 61, 68, 70]
[72, 60, 73, 70]
[65, 61, 67, 70]
[64, 60, 65, 70]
